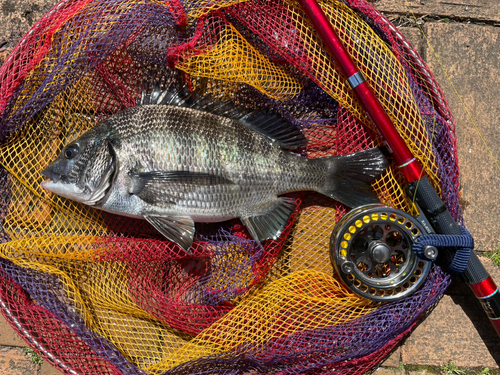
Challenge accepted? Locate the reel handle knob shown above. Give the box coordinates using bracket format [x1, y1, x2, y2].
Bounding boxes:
[423, 246, 438, 261]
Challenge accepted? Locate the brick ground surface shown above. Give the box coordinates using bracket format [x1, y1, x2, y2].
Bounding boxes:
[0, 347, 40, 374]
[0, 313, 28, 348]
[40, 361, 65, 375]
[381, 347, 402, 368]
[1, 0, 500, 373]
[373, 0, 500, 23]
[423, 22, 500, 252]
[401, 258, 500, 368]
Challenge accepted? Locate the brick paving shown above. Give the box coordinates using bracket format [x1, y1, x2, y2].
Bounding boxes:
[424, 22, 500, 252]
[0, 0, 500, 373]
[0, 347, 40, 375]
[373, 0, 500, 23]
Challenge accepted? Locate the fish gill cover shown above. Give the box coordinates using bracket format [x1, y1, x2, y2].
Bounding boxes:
[0, 0, 457, 374]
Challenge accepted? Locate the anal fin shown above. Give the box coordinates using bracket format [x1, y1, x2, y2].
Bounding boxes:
[144, 215, 195, 253]
[240, 197, 297, 243]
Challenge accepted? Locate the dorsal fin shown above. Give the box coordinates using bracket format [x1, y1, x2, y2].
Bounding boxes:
[140, 86, 307, 150]
[238, 110, 307, 150]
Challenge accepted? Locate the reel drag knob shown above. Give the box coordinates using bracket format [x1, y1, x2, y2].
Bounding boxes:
[330, 204, 433, 302]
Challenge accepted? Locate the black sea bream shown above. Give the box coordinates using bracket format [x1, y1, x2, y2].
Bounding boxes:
[41, 88, 388, 252]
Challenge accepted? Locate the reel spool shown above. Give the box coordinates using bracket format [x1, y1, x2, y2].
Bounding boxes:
[330, 204, 433, 302]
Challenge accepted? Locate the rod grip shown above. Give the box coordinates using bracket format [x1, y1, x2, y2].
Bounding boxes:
[408, 176, 490, 284]
[408, 176, 461, 235]
[407, 176, 500, 327]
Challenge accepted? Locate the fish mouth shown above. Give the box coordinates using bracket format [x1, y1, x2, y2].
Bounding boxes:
[40, 168, 62, 183]
[39, 169, 85, 201]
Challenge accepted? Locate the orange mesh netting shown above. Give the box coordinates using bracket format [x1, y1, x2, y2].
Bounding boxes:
[0, 0, 458, 374]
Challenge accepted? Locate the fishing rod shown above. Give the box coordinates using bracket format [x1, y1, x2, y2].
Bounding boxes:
[297, 0, 500, 335]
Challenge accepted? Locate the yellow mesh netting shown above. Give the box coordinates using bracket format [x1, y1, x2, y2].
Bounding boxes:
[176, 16, 303, 101]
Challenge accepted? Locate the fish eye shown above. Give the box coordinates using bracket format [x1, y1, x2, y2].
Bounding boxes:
[64, 144, 79, 159]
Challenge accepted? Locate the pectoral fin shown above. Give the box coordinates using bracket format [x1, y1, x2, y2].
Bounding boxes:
[240, 197, 297, 243]
[144, 215, 195, 253]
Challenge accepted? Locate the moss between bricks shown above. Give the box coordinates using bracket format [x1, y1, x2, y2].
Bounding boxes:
[23, 347, 43, 365]
[481, 250, 500, 267]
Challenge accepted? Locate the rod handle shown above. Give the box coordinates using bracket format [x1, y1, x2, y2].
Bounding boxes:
[408, 176, 489, 282]
[408, 176, 500, 328]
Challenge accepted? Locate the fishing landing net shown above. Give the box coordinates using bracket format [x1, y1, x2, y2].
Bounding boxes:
[0, 0, 459, 373]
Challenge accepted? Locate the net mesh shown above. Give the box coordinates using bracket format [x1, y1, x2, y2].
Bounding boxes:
[0, 0, 459, 373]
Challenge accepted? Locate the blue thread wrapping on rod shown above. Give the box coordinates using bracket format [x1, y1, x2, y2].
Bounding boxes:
[412, 226, 474, 275]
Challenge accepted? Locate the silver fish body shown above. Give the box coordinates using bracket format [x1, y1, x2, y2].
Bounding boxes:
[41, 91, 388, 252]
[99, 105, 318, 219]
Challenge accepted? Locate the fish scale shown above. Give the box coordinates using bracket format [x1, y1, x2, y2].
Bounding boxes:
[41, 88, 388, 252]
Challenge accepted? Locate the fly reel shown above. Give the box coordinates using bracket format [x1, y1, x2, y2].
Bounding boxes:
[330, 204, 433, 302]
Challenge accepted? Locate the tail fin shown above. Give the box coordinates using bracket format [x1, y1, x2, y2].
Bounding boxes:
[319, 148, 389, 208]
